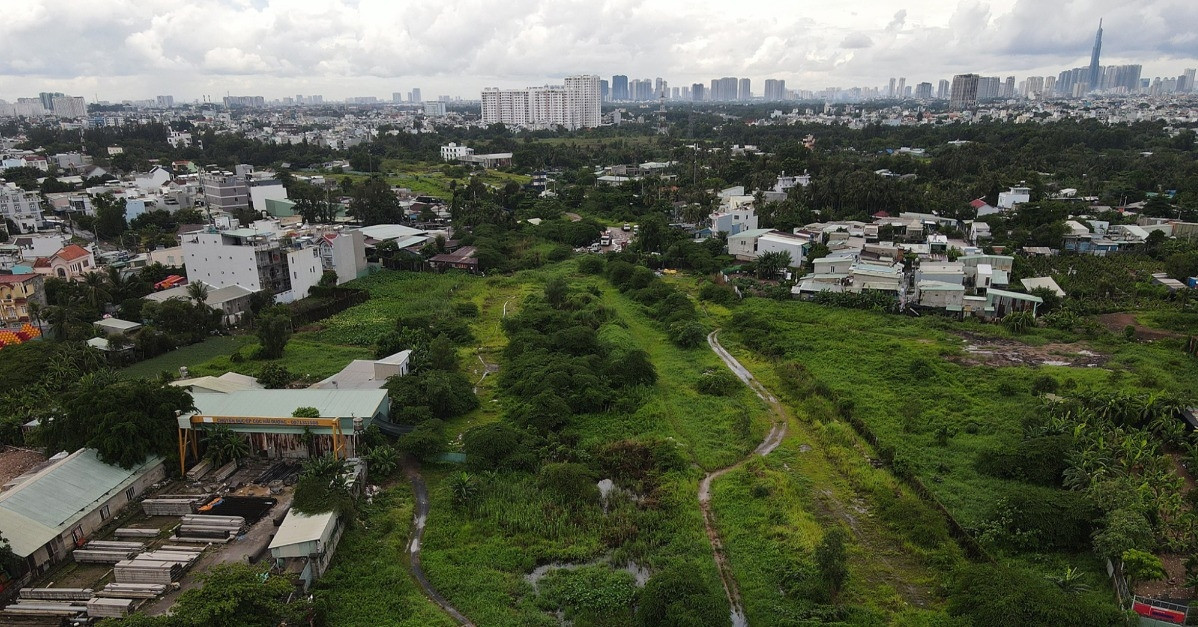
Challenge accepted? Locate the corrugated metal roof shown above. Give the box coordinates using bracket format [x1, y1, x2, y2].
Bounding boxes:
[0, 449, 161, 557]
[269, 510, 336, 550]
[189, 389, 388, 419]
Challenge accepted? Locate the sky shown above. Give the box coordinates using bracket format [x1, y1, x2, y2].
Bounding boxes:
[1, 0, 1196, 103]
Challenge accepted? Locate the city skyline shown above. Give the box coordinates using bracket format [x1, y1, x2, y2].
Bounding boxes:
[2, 0, 1198, 102]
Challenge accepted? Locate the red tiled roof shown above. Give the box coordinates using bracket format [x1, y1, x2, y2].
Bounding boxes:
[0, 273, 39, 285]
[32, 258, 50, 268]
[872, 211, 890, 218]
[969, 198, 987, 208]
[55, 244, 91, 261]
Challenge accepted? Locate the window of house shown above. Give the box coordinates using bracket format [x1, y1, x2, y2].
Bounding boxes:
[126, 487, 135, 501]
[70, 526, 85, 545]
[100, 504, 111, 520]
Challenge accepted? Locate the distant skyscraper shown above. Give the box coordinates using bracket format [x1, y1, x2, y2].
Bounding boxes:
[612, 75, 629, 101]
[1088, 19, 1103, 92]
[764, 79, 786, 101]
[949, 74, 979, 109]
[1043, 76, 1057, 96]
[600, 79, 610, 102]
[896, 77, 906, 99]
[392, 92, 403, 103]
[937, 79, 950, 99]
[480, 75, 599, 130]
[38, 92, 64, 111]
[887, 77, 896, 98]
[156, 95, 174, 108]
[654, 77, 664, 97]
[915, 82, 932, 99]
[1181, 68, 1196, 93]
[1003, 76, 1016, 98]
[691, 83, 706, 101]
[738, 78, 751, 101]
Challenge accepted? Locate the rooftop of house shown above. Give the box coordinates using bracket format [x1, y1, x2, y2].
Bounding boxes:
[1020, 276, 1066, 297]
[0, 273, 40, 285]
[54, 244, 91, 261]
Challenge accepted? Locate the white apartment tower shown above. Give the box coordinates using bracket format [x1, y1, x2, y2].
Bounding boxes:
[481, 75, 600, 130]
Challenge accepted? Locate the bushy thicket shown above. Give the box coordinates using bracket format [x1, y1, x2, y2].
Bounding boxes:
[602, 258, 706, 348]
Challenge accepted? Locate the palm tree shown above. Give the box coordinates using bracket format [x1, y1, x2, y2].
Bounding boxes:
[27, 300, 43, 336]
[80, 272, 111, 314]
[203, 426, 249, 465]
[447, 471, 480, 510]
[186, 282, 209, 309]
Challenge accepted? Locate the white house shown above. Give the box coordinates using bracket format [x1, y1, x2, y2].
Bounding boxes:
[711, 205, 759, 236]
[997, 186, 1031, 209]
[755, 231, 809, 268]
[726, 228, 772, 260]
[441, 143, 474, 162]
[318, 229, 368, 284]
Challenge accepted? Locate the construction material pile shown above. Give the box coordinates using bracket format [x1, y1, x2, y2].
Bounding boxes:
[176, 513, 246, 540]
[73, 540, 145, 564]
[86, 597, 134, 619]
[141, 494, 209, 516]
[95, 583, 168, 599]
[114, 527, 162, 539]
[0, 599, 88, 620]
[185, 458, 213, 480]
[113, 547, 202, 585]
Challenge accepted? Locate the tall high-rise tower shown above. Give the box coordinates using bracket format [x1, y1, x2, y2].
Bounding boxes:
[1088, 19, 1103, 93]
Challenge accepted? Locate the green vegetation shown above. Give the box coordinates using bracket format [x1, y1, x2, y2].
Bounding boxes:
[313, 485, 455, 626]
[717, 294, 1198, 621]
[101, 563, 309, 627]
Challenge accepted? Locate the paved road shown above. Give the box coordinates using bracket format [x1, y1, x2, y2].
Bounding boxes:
[404, 460, 475, 626]
[699, 330, 789, 627]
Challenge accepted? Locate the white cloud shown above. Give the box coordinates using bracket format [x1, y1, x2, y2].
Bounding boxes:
[0, 0, 1194, 101]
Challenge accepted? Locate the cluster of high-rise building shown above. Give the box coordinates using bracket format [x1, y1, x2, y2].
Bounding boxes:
[480, 75, 601, 130]
[944, 22, 1196, 108]
[601, 75, 793, 102]
[0, 92, 87, 118]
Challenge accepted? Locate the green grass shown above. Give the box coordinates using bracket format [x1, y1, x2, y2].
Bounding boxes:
[313, 481, 456, 626]
[192, 338, 374, 382]
[119, 335, 255, 379]
[415, 266, 753, 625]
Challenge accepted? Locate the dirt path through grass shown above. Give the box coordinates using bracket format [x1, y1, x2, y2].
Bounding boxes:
[404, 459, 475, 626]
[700, 330, 788, 627]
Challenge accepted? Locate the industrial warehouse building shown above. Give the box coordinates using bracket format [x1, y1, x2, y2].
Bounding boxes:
[176, 389, 390, 473]
[0, 450, 165, 579]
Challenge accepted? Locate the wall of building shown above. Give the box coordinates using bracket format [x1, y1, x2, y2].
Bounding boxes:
[756, 236, 806, 268]
[183, 232, 262, 291]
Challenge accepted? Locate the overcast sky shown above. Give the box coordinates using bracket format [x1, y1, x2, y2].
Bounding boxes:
[2, 0, 1196, 102]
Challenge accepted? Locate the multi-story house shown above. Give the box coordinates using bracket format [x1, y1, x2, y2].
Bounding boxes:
[0, 273, 46, 329]
[32, 244, 96, 280]
[0, 182, 44, 234]
[182, 227, 322, 303]
[200, 171, 251, 212]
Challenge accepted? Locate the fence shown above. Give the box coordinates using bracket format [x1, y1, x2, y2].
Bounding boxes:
[839, 410, 996, 563]
[288, 288, 370, 327]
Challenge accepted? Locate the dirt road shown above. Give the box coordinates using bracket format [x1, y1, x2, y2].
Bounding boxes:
[700, 331, 788, 627]
[404, 461, 474, 626]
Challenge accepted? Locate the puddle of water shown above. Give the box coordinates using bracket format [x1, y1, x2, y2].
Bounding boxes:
[525, 558, 651, 590]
